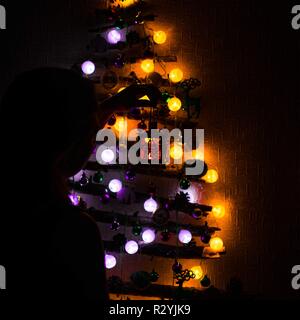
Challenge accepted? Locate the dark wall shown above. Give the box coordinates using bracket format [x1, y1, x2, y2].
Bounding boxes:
[0, 0, 299, 299]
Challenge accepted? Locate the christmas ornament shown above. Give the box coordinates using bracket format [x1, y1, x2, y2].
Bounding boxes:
[79, 171, 89, 187]
[93, 171, 104, 184]
[172, 260, 182, 274]
[149, 270, 159, 282]
[200, 275, 211, 287]
[125, 168, 136, 182]
[114, 54, 126, 68]
[179, 177, 191, 190]
[110, 218, 121, 231]
[200, 232, 211, 244]
[138, 120, 147, 130]
[132, 224, 142, 236]
[108, 114, 117, 126]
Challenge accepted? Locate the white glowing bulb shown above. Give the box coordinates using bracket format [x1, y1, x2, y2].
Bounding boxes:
[107, 29, 121, 44]
[144, 197, 158, 213]
[178, 229, 192, 244]
[108, 179, 122, 193]
[101, 149, 115, 163]
[105, 254, 117, 269]
[81, 60, 95, 75]
[125, 240, 139, 254]
[142, 229, 156, 244]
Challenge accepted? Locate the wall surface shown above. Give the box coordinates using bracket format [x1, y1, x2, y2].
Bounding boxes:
[0, 0, 299, 299]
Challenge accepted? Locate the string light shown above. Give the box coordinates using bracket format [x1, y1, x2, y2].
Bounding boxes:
[101, 149, 115, 163]
[212, 205, 225, 219]
[144, 197, 158, 213]
[107, 29, 121, 44]
[153, 31, 167, 44]
[141, 59, 155, 73]
[191, 266, 204, 280]
[168, 97, 182, 112]
[169, 68, 183, 83]
[105, 254, 117, 269]
[203, 169, 219, 183]
[170, 142, 183, 160]
[108, 179, 123, 193]
[142, 229, 156, 244]
[209, 237, 224, 252]
[81, 60, 95, 75]
[114, 117, 126, 132]
[178, 229, 192, 244]
[125, 240, 139, 254]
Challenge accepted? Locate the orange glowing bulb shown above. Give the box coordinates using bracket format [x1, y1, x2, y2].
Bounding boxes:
[203, 169, 219, 183]
[209, 237, 224, 252]
[114, 117, 126, 132]
[141, 59, 155, 73]
[168, 97, 182, 112]
[169, 68, 183, 83]
[118, 87, 126, 93]
[212, 205, 225, 219]
[191, 266, 204, 280]
[170, 143, 183, 160]
[153, 31, 167, 44]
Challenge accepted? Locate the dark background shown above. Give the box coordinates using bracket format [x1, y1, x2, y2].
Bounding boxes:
[0, 0, 299, 299]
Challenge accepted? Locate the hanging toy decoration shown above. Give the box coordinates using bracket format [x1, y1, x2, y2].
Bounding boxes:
[179, 177, 191, 190]
[200, 275, 211, 288]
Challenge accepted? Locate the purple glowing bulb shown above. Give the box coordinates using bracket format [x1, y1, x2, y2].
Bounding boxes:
[178, 229, 192, 244]
[125, 240, 139, 255]
[69, 193, 80, 206]
[81, 60, 95, 75]
[107, 29, 121, 44]
[108, 179, 122, 193]
[105, 254, 117, 269]
[142, 229, 156, 244]
[144, 197, 158, 213]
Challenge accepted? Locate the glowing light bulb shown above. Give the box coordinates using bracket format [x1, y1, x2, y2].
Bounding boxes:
[108, 179, 122, 193]
[204, 169, 219, 183]
[170, 143, 183, 160]
[169, 68, 183, 83]
[101, 149, 115, 163]
[114, 117, 126, 132]
[144, 197, 158, 213]
[113, 0, 136, 8]
[142, 229, 156, 244]
[212, 205, 225, 219]
[107, 29, 121, 44]
[178, 229, 192, 244]
[153, 31, 167, 44]
[168, 97, 182, 112]
[125, 240, 139, 254]
[81, 60, 95, 75]
[118, 87, 126, 93]
[141, 59, 155, 73]
[68, 193, 80, 206]
[105, 254, 117, 269]
[191, 266, 204, 280]
[209, 237, 224, 252]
